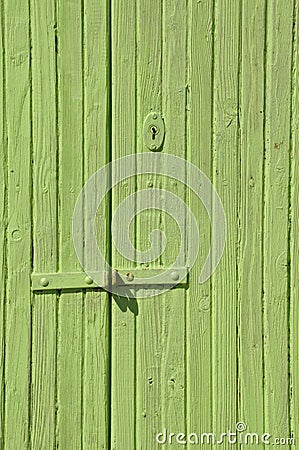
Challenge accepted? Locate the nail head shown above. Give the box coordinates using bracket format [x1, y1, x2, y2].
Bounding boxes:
[170, 271, 179, 281]
[40, 277, 49, 287]
[126, 273, 134, 282]
[85, 276, 93, 285]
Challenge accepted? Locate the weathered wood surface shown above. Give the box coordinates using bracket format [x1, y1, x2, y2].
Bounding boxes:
[0, 0, 298, 449]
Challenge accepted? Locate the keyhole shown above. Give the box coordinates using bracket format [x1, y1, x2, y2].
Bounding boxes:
[151, 126, 157, 140]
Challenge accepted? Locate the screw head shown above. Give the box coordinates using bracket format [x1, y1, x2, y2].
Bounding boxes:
[152, 113, 158, 119]
[85, 276, 93, 285]
[40, 277, 49, 287]
[126, 272, 134, 282]
[150, 144, 157, 150]
[170, 271, 179, 281]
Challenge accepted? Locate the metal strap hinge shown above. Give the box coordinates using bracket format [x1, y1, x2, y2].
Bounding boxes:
[31, 267, 189, 292]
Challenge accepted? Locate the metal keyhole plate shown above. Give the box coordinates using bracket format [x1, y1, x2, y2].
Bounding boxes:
[143, 112, 165, 151]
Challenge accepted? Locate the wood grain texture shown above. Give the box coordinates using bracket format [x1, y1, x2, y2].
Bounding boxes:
[56, 0, 83, 447]
[82, 0, 110, 448]
[212, 0, 240, 439]
[0, 2, 6, 445]
[4, 0, 32, 447]
[31, 0, 57, 447]
[263, 0, 293, 438]
[135, 0, 164, 448]
[0, 2, 298, 448]
[187, 1, 213, 446]
[111, 1, 137, 448]
[290, 2, 298, 445]
[239, 0, 265, 437]
[160, 0, 187, 438]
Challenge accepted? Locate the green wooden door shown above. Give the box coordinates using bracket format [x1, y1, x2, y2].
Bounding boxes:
[1, 0, 298, 449]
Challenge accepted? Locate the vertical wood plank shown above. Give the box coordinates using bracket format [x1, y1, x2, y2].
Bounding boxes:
[160, 0, 187, 437]
[212, 0, 240, 437]
[134, 0, 189, 446]
[263, 0, 293, 439]
[111, 1, 136, 448]
[56, 0, 83, 447]
[187, 0, 213, 445]
[0, 2, 6, 445]
[135, 0, 163, 447]
[290, 1, 298, 445]
[82, 0, 110, 448]
[239, 0, 265, 437]
[4, 0, 32, 447]
[30, 0, 57, 447]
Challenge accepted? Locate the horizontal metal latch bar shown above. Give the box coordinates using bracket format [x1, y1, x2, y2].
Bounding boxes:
[31, 271, 106, 291]
[31, 268, 189, 292]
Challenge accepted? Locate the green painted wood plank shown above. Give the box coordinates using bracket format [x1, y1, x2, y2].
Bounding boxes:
[0, 3, 6, 445]
[263, 0, 293, 439]
[56, 0, 83, 447]
[133, 1, 188, 447]
[135, 0, 163, 447]
[82, 0, 110, 448]
[4, 0, 32, 447]
[290, 2, 298, 445]
[212, 0, 240, 438]
[111, 1, 137, 448]
[160, 0, 187, 438]
[238, 0, 265, 437]
[187, 0, 213, 446]
[30, 0, 57, 447]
